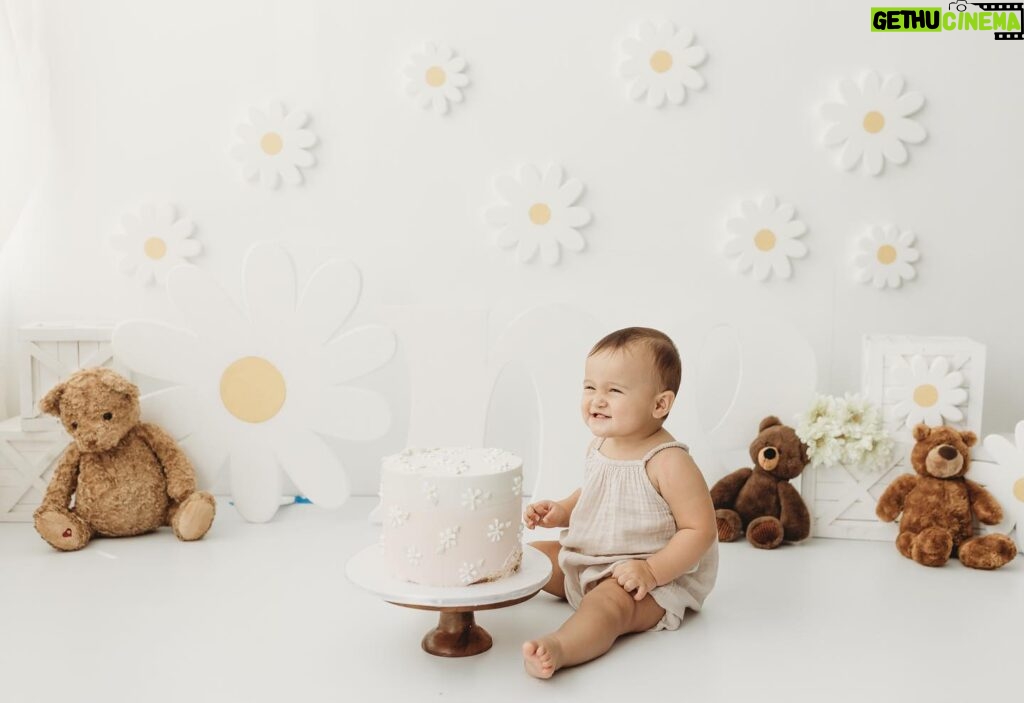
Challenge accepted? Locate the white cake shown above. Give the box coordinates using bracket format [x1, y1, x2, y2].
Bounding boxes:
[380, 447, 524, 587]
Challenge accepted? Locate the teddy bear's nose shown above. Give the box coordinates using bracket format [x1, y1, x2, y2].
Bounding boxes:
[763, 447, 777, 460]
[938, 446, 957, 460]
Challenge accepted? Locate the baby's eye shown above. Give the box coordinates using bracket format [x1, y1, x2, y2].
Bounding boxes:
[102, 412, 113, 421]
[610, 388, 623, 394]
[583, 385, 595, 391]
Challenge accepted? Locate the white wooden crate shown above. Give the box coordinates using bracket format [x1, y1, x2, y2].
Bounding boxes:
[18, 322, 125, 431]
[802, 458, 903, 541]
[0, 417, 68, 522]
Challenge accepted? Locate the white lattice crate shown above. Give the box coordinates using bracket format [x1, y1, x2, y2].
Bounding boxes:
[862, 334, 985, 443]
[18, 322, 126, 431]
[802, 460, 903, 541]
[0, 417, 67, 522]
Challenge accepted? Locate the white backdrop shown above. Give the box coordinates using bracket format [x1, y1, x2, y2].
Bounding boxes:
[1, 0, 1022, 497]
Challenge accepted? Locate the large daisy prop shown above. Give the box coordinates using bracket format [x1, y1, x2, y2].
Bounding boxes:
[110, 203, 201, 286]
[404, 43, 470, 115]
[975, 422, 1024, 548]
[484, 163, 592, 266]
[620, 21, 707, 108]
[821, 71, 926, 176]
[887, 355, 967, 429]
[723, 195, 808, 281]
[230, 101, 317, 189]
[853, 225, 920, 289]
[112, 243, 396, 522]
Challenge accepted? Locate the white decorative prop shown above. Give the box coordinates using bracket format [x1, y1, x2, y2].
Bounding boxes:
[975, 422, 1024, 549]
[620, 21, 707, 108]
[484, 164, 592, 266]
[863, 335, 984, 441]
[0, 417, 67, 522]
[404, 43, 470, 115]
[723, 195, 808, 281]
[230, 101, 317, 189]
[380, 447, 523, 586]
[18, 323, 126, 432]
[853, 225, 919, 289]
[110, 203, 200, 286]
[800, 454, 904, 541]
[821, 70, 926, 176]
[112, 243, 396, 522]
[485, 305, 603, 502]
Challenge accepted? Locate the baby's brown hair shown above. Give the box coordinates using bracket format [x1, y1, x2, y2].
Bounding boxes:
[589, 327, 681, 394]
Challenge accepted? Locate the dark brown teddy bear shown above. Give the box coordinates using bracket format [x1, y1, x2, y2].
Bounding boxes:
[710, 416, 811, 549]
[876, 423, 1017, 569]
[33, 367, 216, 552]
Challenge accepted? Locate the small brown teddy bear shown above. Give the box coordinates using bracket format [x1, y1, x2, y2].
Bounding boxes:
[33, 367, 216, 552]
[876, 423, 1017, 569]
[710, 415, 812, 549]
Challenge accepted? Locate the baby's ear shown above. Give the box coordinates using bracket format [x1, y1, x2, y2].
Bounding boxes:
[912, 424, 932, 442]
[40, 381, 67, 417]
[959, 430, 978, 448]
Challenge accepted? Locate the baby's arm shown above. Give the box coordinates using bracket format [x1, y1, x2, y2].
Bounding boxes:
[615, 449, 716, 600]
[524, 489, 581, 529]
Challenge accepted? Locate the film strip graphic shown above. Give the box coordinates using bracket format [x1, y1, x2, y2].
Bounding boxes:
[963, 2, 1024, 39]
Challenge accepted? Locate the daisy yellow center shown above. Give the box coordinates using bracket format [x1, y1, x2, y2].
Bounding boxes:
[1014, 478, 1024, 502]
[863, 111, 886, 134]
[649, 50, 673, 73]
[529, 203, 552, 225]
[260, 132, 284, 155]
[220, 356, 287, 423]
[877, 244, 898, 265]
[425, 66, 447, 87]
[754, 229, 777, 252]
[143, 237, 167, 260]
[913, 384, 939, 408]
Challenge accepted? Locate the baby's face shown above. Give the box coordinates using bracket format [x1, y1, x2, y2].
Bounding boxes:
[581, 347, 668, 438]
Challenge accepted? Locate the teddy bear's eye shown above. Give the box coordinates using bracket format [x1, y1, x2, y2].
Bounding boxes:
[102, 412, 113, 421]
[70, 422, 78, 430]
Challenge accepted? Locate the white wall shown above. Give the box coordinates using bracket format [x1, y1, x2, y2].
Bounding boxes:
[2, 0, 1022, 495]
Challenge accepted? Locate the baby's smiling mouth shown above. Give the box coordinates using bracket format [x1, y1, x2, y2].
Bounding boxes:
[591, 412, 611, 419]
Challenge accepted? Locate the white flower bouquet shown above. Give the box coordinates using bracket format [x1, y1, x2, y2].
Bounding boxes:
[795, 393, 894, 471]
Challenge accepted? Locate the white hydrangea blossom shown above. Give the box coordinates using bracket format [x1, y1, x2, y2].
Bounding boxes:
[795, 393, 894, 472]
[487, 518, 512, 543]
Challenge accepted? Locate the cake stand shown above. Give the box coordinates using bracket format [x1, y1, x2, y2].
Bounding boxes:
[345, 545, 552, 657]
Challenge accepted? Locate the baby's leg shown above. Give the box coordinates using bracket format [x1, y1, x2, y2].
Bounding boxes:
[523, 578, 665, 679]
[528, 541, 565, 599]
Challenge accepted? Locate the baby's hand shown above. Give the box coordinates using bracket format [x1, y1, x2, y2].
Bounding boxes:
[523, 500, 568, 530]
[611, 560, 659, 601]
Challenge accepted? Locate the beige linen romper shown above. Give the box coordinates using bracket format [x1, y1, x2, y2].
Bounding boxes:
[557, 439, 718, 631]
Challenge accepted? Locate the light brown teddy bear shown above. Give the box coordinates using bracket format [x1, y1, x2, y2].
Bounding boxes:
[33, 367, 216, 551]
[710, 415, 812, 549]
[876, 423, 1017, 569]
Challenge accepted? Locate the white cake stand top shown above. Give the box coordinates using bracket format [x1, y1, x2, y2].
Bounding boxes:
[346, 544, 552, 609]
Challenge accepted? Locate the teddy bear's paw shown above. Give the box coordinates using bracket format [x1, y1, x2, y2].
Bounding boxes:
[34, 508, 91, 552]
[715, 510, 743, 542]
[958, 534, 1018, 570]
[172, 492, 216, 541]
[910, 527, 953, 567]
[746, 516, 784, 549]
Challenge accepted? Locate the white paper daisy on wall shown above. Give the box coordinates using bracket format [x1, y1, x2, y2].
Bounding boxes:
[112, 243, 396, 523]
[484, 163, 592, 266]
[110, 203, 201, 286]
[620, 21, 707, 108]
[853, 225, 920, 289]
[821, 71, 926, 176]
[887, 355, 967, 429]
[230, 101, 317, 189]
[404, 42, 470, 115]
[723, 195, 808, 281]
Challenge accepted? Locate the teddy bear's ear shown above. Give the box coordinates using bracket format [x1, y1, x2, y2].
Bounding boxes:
[95, 369, 140, 402]
[39, 381, 67, 417]
[959, 430, 978, 448]
[912, 424, 932, 442]
[758, 415, 781, 432]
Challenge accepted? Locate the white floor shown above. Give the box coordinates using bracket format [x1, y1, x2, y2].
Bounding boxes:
[1, 497, 1020, 703]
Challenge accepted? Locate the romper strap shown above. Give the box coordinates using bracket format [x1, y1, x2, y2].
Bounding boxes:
[588, 437, 606, 454]
[641, 441, 690, 465]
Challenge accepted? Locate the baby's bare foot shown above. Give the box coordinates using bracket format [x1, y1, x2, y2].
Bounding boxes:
[522, 636, 562, 679]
